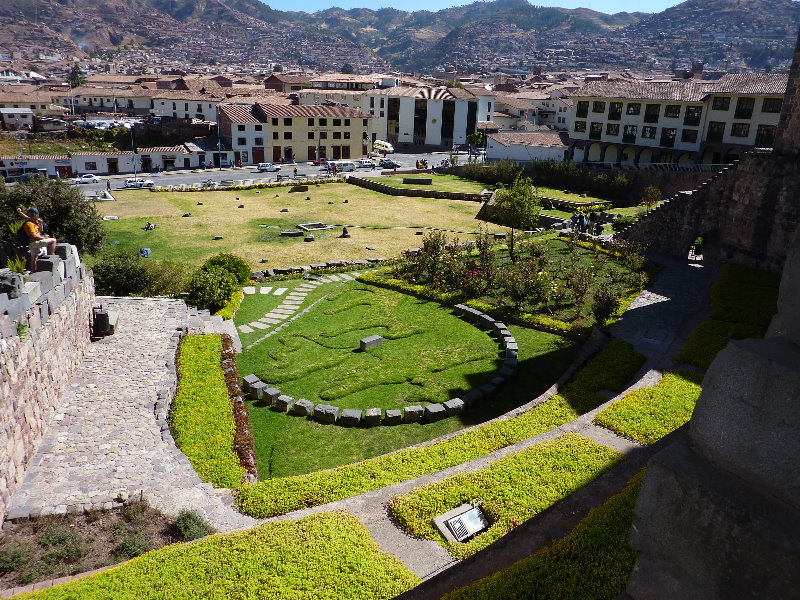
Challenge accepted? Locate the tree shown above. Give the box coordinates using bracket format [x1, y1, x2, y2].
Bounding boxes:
[642, 185, 661, 212]
[0, 177, 106, 254]
[493, 173, 541, 262]
[272, 63, 283, 72]
[466, 131, 486, 149]
[340, 63, 354, 74]
[68, 64, 86, 89]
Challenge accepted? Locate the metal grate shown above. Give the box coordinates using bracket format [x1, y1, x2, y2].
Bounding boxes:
[449, 517, 469, 542]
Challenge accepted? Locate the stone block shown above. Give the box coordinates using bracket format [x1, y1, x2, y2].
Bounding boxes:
[479, 383, 497, 399]
[462, 389, 484, 406]
[21, 280, 41, 304]
[339, 408, 362, 427]
[505, 342, 519, 356]
[503, 335, 516, 347]
[293, 398, 314, 416]
[491, 376, 506, 387]
[249, 380, 268, 400]
[498, 366, 515, 379]
[424, 403, 447, 422]
[242, 374, 261, 393]
[364, 408, 382, 427]
[54, 243, 70, 260]
[274, 395, 295, 412]
[503, 356, 518, 371]
[478, 314, 496, 329]
[444, 398, 465, 416]
[264, 387, 282, 403]
[36, 256, 62, 277]
[28, 271, 54, 296]
[0, 292, 8, 315]
[359, 334, 383, 351]
[384, 409, 402, 425]
[314, 404, 340, 424]
[404, 405, 424, 423]
[0, 269, 23, 299]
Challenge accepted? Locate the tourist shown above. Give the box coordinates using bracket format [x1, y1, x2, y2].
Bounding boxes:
[17, 207, 56, 272]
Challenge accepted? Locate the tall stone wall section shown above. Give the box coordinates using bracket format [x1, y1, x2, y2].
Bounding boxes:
[774, 29, 800, 154]
[0, 269, 94, 520]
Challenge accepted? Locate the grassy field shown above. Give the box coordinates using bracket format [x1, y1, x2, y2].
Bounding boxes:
[365, 174, 491, 194]
[94, 183, 501, 268]
[536, 186, 608, 204]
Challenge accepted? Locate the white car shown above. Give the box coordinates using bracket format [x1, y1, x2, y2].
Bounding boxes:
[357, 159, 377, 168]
[125, 177, 155, 188]
[257, 162, 281, 172]
[72, 174, 102, 184]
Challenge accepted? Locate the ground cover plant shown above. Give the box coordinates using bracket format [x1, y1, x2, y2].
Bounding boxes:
[676, 263, 779, 368]
[12, 512, 419, 600]
[593, 370, 704, 445]
[91, 183, 503, 268]
[171, 334, 244, 488]
[442, 470, 644, 600]
[364, 173, 490, 194]
[0, 501, 213, 589]
[389, 434, 623, 560]
[234, 339, 642, 518]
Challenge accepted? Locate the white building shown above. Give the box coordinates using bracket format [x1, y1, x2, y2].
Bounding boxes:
[486, 132, 570, 163]
[0, 107, 33, 131]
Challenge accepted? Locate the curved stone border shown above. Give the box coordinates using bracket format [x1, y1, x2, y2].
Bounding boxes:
[241, 304, 518, 428]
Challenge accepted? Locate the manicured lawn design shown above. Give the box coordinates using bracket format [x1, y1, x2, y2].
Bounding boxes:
[365, 174, 490, 194]
[536, 186, 608, 204]
[171, 335, 244, 488]
[93, 184, 503, 268]
[593, 370, 704, 445]
[237, 283, 500, 408]
[389, 434, 624, 560]
[16, 512, 420, 600]
[442, 470, 644, 600]
[234, 339, 641, 518]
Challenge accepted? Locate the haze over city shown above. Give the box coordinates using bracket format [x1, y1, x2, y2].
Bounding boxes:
[276, 0, 686, 13]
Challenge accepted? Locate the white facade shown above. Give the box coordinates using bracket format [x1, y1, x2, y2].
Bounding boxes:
[150, 96, 220, 121]
[0, 107, 33, 131]
[486, 132, 569, 163]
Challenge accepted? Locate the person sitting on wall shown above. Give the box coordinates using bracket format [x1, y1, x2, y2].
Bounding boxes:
[17, 206, 56, 272]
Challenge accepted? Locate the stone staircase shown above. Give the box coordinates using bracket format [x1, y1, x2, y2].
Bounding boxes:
[187, 305, 242, 352]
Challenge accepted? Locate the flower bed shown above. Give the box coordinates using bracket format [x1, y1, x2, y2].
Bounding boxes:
[593, 370, 704, 445]
[17, 512, 420, 600]
[442, 470, 644, 600]
[389, 433, 624, 560]
[171, 334, 244, 488]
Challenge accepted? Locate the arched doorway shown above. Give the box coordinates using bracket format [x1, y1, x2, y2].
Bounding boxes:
[604, 144, 619, 164]
[638, 148, 654, 166]
[677, 152, 695, 167]
[620, 146, 636, 167]
[587, 143, 603, 162]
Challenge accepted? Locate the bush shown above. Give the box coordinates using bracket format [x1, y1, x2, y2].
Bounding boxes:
[0, 541, 32, 574]
[142, 260, 189, 297]
[172, 510, 216, 541]
[113, 534, 152, 560]
[592, 286, 620, 326]
[185, 265, 239, 313]
[92, 252, 150, 296]
[611, 215, 636, 232]
[203, 253, 251, 285]
[214, 289, 244, 320]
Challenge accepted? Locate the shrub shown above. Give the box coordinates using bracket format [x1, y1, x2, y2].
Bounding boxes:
[185, 265, 238, 313]
[592, 286, 620, 326]
[0, 541, 32, 574]
[142, 260, 189, 297]
[172, 510, 216, 541]
[611, 215, 636, 232]
[92, 252, 149, 296]
[203, 253, 251, 285]
[113, 534, 152, 560]
[214, 289, 244, 320]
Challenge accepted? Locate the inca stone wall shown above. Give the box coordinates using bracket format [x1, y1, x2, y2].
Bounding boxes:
[0, 273, 94, 520]
[774, 30, 800, 154]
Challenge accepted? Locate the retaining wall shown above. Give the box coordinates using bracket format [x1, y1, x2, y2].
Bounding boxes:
[348, 175, 487, 202]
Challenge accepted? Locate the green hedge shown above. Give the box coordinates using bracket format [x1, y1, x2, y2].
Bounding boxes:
[675, 320, 767, 368]
[18, 512, 420, 599]
[593, 370, 704, 445]
[389, 434, 624, 560]
[442, 470, 644, 600]
[235, 340, 644, 518]
[171, 335, 244, 488]
[214, 289, 244, 320]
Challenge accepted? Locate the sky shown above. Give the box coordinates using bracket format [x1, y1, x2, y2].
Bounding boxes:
[277, 0, 686, 14]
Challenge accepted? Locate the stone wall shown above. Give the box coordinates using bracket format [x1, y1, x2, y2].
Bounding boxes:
[0, 254, 94, 521]
[347, 175, 486, 202]
[774, 30, 800, 155]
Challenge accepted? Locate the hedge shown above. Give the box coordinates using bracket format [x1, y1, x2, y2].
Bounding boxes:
[442, 470, 644, 600]
[389, 434, 624, 560]
[171, 335, 244, 488]
[235, 339, 644, 518]
[17, 512, 420, 600]
[214, 289, 244, 320]
[593, 370, 704, 445]
[675, 320, 767, 368]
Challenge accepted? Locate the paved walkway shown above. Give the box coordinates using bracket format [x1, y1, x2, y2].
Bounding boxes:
[4, 297, 255, 533]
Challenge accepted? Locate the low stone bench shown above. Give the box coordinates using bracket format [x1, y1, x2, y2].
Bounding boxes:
[402, 177, 432, 185]
[424, 403, 446, 422]
[274, 394, 295, 412]
[339, 408, 362, 427]
[364, 408, 382, 426]
[360, 335, 383, 351]
[444, 398, 465, 416]
[249, 380, 268, 400]
[314, 404, 340, 424]
[384, 409, 402, 425]
[293, 398, 315, 416]
[404, 405, 424, 423]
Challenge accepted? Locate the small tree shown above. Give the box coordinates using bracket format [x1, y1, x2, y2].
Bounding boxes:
[272, 64, 283, 72]
[340, 63, 354, 74]
[493, 174, 541, 262]
[642, 185, 661, 212]
[68, 64, 86, 89]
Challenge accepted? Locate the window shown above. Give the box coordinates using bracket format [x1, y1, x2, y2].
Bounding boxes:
[319, 118, 327, 126]
[574, 120, 586, 133]
[333, 119, 341, 126]
[344, 131, 350, 139]
[684, 106, 702, 126]
[308, 118, 314, 126]
[664, 105, 681, 119]
[271, 118, 278, 126]
[592, 101, 606, 113]
[681, 129, 698, 143]
[644, 104, 660, 123]
[344, 119, 350, 126]
[707, 121, 725, 142]
[576, 101, 588, 118]
[712, 97, 730, 111]
[237, 137, 246, 145]
[319, 132, 327, 139]
[755, 124, 776, 147]
[370, 97, 374, 108]
[283, 118, 291, 126]
[380, 98, 384, 108]
[589, 122, 603, 140]
[762, 98, 783, 113]
[606, 123, 620, 136]
[333, 131, 341, 139]
[362, 119, 368, 126]
[608, 102, 623, 121]
[254, 137, 263, 146]
[283, 131, 292, 139]
[731, 123, 750, 138]
[623, 124, 637, 143]
[379, 111, 384, 117]
[84, 161, 97, 170]
[660, 127, 676, 147]
[308, 131, 314, 139]
[641, 126, 656, 139]
[254, 125, 262, 131]
[734, 97, 754, 119]
[272, 131, 279, 139]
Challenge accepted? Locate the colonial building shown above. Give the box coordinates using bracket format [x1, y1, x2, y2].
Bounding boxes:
[486, 131, 570, 163]
[568, 73, 788, 167]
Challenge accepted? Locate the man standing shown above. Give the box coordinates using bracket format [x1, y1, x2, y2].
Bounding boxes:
[17, 206, 57, 272]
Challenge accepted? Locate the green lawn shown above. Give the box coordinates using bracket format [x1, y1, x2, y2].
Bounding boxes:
[366, 174, 490, 194]
[536, 186, 608, 204]
[18, 512, 420, 600]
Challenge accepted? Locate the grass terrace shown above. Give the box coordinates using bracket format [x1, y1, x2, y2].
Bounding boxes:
[365, 174, 491, 194]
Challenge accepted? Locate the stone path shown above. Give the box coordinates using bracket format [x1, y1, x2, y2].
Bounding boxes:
[4, 297, 255, 533]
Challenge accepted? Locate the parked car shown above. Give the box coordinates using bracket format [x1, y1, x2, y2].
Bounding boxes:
[257, 162, 281, 172]
[378, 158, 401, 168]
[357, 159, 377, 169]
[312, 157, 329, 166]
[124, 177, 155, 188]
[469, 147, 486, 156]
[72, 174, 102, 184]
